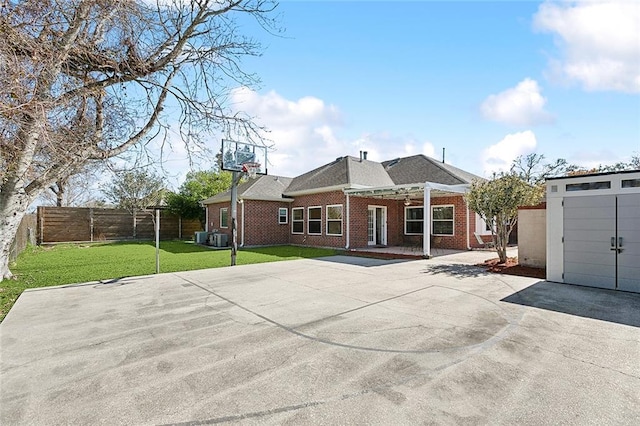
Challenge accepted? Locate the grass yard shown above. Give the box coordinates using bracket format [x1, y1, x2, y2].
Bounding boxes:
[1, 241, 339, 322]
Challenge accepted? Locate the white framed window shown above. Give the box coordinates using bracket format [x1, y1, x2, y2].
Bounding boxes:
[220, 208, 229, 228]
[278, 207, 288, 224]
[326, 205, 343, 236]
[308, 206, 322, 235]
[404, 206, 423, 235]
[475, 213, 492, 235]
[432, 205, 454, 236]
[292, 207, 304, 234]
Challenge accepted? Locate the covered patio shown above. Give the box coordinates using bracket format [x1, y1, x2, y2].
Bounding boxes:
[344, 181, 471, 258]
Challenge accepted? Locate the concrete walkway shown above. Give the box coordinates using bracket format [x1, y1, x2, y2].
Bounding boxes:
[1, 251, 638, 425]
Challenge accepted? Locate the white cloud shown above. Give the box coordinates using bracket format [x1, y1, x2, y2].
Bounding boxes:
[482, 130, 538, 176]
[567, 148, 632, 171]
[230, 88, 436, 177]
[116, 88, 438, 186]
[480, 79, 553, 126]
[533, 0, 640, 93]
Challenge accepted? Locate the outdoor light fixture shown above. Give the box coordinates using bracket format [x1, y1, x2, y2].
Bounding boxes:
[404, 195, 411, 206]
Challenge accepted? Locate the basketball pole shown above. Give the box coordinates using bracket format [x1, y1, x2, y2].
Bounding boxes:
[230, 171, 242, 266]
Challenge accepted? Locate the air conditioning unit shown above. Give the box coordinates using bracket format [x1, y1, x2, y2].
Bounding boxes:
[194, 231, 208, 244]
[208, 233, 228, 247]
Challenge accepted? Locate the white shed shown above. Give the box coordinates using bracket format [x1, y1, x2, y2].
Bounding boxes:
[546, 171, 640, 293]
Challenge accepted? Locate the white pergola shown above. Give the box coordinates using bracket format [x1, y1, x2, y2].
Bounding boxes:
[344, 182, 470, 258]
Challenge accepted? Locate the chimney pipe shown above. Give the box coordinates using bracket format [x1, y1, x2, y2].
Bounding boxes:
[359, 151, 363, 162]
[442, 147, 445, 163]
[363, 151, 368, 160]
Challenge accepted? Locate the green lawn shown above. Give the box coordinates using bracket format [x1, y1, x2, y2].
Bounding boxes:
[1, 241, 339, 322]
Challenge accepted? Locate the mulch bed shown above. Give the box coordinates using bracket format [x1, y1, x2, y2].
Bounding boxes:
[477, 257, 546, 279]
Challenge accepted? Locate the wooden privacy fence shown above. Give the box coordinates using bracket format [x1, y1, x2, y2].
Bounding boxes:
[37, 207, 202, 244]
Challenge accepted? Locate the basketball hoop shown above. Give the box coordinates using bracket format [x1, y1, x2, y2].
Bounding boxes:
[242, 162, 261, 178]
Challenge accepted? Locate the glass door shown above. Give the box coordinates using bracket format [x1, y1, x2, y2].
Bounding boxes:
[367, 207, 387, 246]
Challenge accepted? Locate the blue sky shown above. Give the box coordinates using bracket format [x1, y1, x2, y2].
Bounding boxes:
[162, 0, 640, 185]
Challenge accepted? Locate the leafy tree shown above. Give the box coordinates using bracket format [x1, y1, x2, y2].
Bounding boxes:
[103, 170, 165, 213]
[0, 0, 278, 280]
[466, 173, 541, 264]
[166, 170, 232, 227]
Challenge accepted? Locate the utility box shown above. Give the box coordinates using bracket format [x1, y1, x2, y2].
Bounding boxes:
[194, 231, 208, 244]
[208, 233, 228, 247]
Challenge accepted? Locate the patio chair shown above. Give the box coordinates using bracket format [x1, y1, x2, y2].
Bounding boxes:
[474, 232, 495, 249]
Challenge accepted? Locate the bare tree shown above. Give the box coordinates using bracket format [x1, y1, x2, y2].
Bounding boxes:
[39, 162, 105, 206]
[0, 0, 278, 280]
[510, 153, 577, 186]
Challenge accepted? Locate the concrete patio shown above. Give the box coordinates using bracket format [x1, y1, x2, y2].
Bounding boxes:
[1, 251, 638, 425]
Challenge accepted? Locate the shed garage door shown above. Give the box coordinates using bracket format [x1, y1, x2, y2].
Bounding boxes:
[564, 194, 640, 293]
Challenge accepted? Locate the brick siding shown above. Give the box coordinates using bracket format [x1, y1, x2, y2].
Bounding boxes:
[207, 192, 482, 250]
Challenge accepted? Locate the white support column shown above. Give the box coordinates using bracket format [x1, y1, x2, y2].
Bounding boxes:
[345, 193, 350, 249]
[423, 186, 431, 258]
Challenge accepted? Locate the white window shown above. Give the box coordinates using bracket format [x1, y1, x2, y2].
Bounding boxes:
[278, 208, 288, 224]
[475, 213, 493, 235]
[292, 207, 304, 234]
[432, 205, 454, 235]
[308, 206, 322, 235]
[404, 206, 423, 235]
[220, 208, 228, 228]
[326, 205, 343, 236]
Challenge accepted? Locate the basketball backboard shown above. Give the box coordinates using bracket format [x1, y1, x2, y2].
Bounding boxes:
[220, 139, 268, 175]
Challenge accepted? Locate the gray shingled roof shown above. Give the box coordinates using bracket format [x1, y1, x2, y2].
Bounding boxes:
[284, 156, 394, 195]
[382, 155, 483, 185]
[202, 175, 293, 204]
[203, 155, 481, 203]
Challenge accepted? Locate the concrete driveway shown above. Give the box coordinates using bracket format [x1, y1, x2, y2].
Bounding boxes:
[1, 252, 639, 425]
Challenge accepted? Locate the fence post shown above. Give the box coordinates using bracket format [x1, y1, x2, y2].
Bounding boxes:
[90, 208, 94, 242]
[37, 206, 44, 245]
[179, 216, 182, 240]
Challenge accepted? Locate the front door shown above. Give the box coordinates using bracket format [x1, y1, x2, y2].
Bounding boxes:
[367, 206, 387, 246]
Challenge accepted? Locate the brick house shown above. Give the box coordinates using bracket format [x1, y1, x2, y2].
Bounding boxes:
[202, 153, 492, 257]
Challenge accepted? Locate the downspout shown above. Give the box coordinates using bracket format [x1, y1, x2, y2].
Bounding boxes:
[205, 205, 209, 232]
[466, 202, 471, 250]
[240, 199, 245, 247]
[423, 185, 431, 258]
[345, 193, 350, 249]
